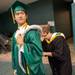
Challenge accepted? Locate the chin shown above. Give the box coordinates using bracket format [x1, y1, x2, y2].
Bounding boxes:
[18, 22, 25, 25]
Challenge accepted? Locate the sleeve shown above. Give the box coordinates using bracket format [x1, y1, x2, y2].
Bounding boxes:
[41, 40, 50, 52]
[23, 30, 43, 72]
[51, 36, 66, 61]
[11, 35, 16, 69]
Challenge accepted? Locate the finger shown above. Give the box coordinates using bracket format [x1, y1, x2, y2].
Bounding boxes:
[19, 34, 21, 36]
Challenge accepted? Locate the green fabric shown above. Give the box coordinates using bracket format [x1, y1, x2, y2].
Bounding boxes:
[14, 6, 25, 13]
[11, 34, 25, 75]
[11, 30, 45, 75]
[11, 1, 29, 14]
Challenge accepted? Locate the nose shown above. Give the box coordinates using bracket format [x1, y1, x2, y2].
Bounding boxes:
[18, 14, 22, 18]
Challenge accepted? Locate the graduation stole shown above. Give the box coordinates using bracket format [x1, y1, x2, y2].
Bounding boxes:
[45, 32, 65, 44]
[15, 22, 29, 39]
[15, 22, 30, 75]
[19, 22, 30, 75]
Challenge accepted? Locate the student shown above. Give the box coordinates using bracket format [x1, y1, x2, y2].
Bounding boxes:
[11, 3, 45, 75]
[41, 25, 72, 75]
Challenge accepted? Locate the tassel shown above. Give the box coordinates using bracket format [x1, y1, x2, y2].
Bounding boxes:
[11, 8, 15, 24]
[27, 65, 30, 75]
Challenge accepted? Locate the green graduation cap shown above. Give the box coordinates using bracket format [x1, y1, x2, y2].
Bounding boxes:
[14, 6, 25, 13]
[10, 1, 29, 23]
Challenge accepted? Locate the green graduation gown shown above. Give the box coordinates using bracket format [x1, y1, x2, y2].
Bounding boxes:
[11, 25, 45, 75]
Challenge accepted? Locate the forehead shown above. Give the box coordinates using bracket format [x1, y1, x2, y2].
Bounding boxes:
[15, 11, 25, 14]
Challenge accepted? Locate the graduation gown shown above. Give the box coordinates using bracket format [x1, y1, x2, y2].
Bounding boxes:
[11, 25, 45, 75]
[42, 32, 72, 75]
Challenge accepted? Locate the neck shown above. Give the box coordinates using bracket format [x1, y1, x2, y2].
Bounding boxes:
[48, 32, 52, 39]
[18, 22, 28, 28]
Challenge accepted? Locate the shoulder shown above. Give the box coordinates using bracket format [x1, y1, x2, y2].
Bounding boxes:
[52, 36, 65, 45]
[25, 25, 42, 35]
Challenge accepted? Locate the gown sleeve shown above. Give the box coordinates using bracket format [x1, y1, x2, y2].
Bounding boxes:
[11, 35, 16, 69]
[23, 30, 43, 73]
[51, 36, 67, 61]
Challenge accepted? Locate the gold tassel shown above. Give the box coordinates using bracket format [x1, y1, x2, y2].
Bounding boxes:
[27, 65, 30, 75]
[11, 8, 15, 24]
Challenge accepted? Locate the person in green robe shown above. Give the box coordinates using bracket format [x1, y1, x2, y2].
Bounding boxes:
[11, 5, 45, 75]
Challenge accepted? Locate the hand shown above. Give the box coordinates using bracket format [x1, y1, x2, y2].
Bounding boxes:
[43, 52, 52, 56]
[43, 52, 48, 56]
[14, 70, 17, 75]
[16, 34, 24, 46]
[44, 33, 52, 40]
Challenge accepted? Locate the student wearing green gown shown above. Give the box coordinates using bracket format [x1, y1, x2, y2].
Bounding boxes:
[11, 4, 45, 75]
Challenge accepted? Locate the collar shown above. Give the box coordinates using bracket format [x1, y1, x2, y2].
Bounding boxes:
[18, 22, 29, 30]
[45, 32, 65, 44]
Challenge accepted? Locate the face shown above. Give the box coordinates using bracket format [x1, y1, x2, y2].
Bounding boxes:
[14, 11, 27, 25]
[41, 31, 48, 37]
[45, 33, 52, 40]
[41, 31, 52, 40]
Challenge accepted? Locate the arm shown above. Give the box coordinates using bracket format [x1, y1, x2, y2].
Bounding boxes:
[51, 36, 66, 61]
[43, 52, 52, 56]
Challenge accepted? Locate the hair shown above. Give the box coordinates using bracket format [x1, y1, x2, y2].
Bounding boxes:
[41, 25, 50, 34]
